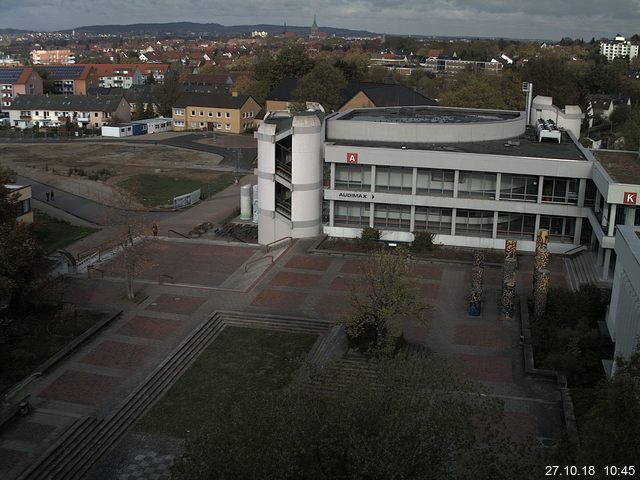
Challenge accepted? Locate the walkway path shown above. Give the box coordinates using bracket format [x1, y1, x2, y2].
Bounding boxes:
[0, 238, 568, 479]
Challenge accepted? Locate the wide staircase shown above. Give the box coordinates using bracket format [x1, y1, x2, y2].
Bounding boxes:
[565, 251, 601, 290]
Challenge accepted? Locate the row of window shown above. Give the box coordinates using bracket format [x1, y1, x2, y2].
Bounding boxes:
[333, 201, 576, 242]
[334, 165, 579, 204]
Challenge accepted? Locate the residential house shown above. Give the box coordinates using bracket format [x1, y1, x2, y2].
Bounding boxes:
[264, 78, 437, 113]
[88, 85, 159, 117]
[93, 64, 144, 89]
[0, 67, 43, 111]
[172, 92, 260, 133]
[8, 94, 130, 129]
[37, 65, 99, 95]
[586, 94, 632, 127]
[4, 184, 33, 224]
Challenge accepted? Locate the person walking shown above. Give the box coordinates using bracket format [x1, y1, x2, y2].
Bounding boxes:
[50, 190, 54, 201]
[45, 191, 50, 202]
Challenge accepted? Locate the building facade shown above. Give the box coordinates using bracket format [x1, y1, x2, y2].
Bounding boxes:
[172, 92, 260, 133]
[0, 67, 43, 111]
[606, 225, 640, 372]
[8, 95, 131, 129]
[599, 35, 639, 62]
[37, 65, 99, 95]
[257, 105, 640, 282]
[30, 49, 75, 65]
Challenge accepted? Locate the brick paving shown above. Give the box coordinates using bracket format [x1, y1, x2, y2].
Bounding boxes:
[80, 341, 153, 370]
[410, 264, 443, 280]
[502, 411, 537, 443]
[313, 293, 351, 316]
[0, 449, 24, 472]
[270, 271, 322, 288]
[145, 293, 207, 315]
[452, 353, 513, 383]
[329, 276, 356, 292]
[1, 421, 56, 444]
[250, 289, 307, 310]
[116, 316, 182, 340]
[285, 255, 332, 271]
[39, 370, 122, 406]
[416, 281, 439, 299]
[62, 279, 123, 306]
[340, 259, 366, 274]
[454, 324, 513, 349]
[103, 242, 257, 288]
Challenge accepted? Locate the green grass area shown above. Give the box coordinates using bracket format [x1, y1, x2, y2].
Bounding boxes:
[118, 173, 235, 208]
[31, 210, 98, 253]
[134, 327, 317, 439]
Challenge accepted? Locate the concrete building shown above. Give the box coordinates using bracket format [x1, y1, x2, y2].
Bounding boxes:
[606, 225, 640, 373]
[30, 49, 75, 65]
[5, 184, 33, 224]
[419, 56, 503, 76]
[599, 35, 639, 62]
[92, 64, 171, 89]
[257, 104, 640, 283]
[0, 67, 43, 111]
[8, 95, 131, 129]
[172, 92, 260, 133]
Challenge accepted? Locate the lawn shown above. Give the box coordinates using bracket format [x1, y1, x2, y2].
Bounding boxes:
[31, 210, 97, 253]
[118, 172, 235, 208]
[134, 326, 317, 439]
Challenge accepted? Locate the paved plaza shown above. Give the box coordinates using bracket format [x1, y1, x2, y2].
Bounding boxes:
[0, 237, 569, 479]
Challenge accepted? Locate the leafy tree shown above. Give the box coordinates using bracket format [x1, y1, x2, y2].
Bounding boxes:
[133, 96, 146, 121]
[339, 248, 428, 357]
[620, 107, 640, 149]
[439, 70, 524, 110]
[254, 47, 315, 86]
[523, 54, 581, 106]
[0, 167, 44, 313]
[366, 65, 389, 83]
[172, 355, 540, 480]
[576, 342, 640, 467]
[410, 231, 438, 253]
[334, 55, 369, 82]
[235, 77, 271, 106]
[154, 71, 182, 117]
[35, 68, 56, 95]
[144, 73, 157, 85]
[293, 61, 347, 112]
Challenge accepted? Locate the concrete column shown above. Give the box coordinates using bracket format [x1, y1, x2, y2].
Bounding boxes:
[370, 165, 376, 193]
[602, 249, 612, 281]
[407, 205, 415, 233]
[625, 206, 636, 225]
[534, 214, 541, 234]
[537, 175, 544, 203]
[492, 211, 498, 238]
[412, 167, 418, 195]
[453, 170, 460, 198]
[330, 162, 335, 190]
[595, 189, 601, 213]
[329, 200, 335, 227]
[608, 203, 617, 236]
[451, 208, 457, 236]
[369, 202, 374, 227]
[495, 173, 501, 200]
[578, 178, 586, 207]
[574, 217, 583, 245]
[602, 200, 608, 227]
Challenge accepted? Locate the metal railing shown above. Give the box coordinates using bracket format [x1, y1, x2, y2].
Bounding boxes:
[87, 266, 104, 278]
[167, 229, 188, 238]
[264, 236, 292, 253]
[564, 244, 587, 257]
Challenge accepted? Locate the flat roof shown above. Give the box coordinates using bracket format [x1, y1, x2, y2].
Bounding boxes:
[338, 106, 520, 124]
[330, 133, 586, 161]
[591, 150, 640, 184]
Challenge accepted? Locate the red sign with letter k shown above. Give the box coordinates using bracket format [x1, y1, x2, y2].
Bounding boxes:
[624, 192, 637, 205]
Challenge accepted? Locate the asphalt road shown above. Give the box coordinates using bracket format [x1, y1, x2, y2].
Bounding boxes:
[20, 175, 177, 226]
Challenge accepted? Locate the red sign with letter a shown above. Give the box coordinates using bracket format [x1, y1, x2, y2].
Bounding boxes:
[347, 152, 358, 164]
[624, 192, 637, 205]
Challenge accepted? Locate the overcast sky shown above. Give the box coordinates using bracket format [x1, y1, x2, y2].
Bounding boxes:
[2, 0, 640, 41]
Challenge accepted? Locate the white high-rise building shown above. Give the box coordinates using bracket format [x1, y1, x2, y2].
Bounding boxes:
[599, 35, 639, 62]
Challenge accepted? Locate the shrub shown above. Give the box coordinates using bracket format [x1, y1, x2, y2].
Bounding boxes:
[358, 227, 381, 250]
[410, 231, 438, 253]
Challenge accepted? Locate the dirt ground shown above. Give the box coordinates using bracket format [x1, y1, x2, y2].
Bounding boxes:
[0, 143, 226, 207]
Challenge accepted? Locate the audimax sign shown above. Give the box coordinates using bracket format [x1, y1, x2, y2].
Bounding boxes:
[338, 192, 369, 199]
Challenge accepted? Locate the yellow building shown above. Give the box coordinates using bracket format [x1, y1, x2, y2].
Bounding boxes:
[5, 184, 33, 224]
[172, 92, 260, 133]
